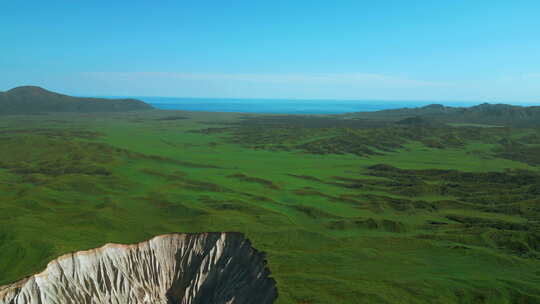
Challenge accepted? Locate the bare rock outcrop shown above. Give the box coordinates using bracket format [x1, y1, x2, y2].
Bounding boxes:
[0, 233, 277, 304]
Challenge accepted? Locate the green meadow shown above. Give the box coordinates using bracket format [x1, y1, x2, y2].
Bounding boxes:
[1, 110, 539, 303]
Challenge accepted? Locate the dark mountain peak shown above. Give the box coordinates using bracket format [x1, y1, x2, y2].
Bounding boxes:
[471, 103, 493, 108]
[467, 103, 528, 116]
[422, 104, 445, 109]
[348, 102, 540, 127]
[6, 86, 57, 96]
[0, 86, 153, 114]
[470, 103, 522, 110]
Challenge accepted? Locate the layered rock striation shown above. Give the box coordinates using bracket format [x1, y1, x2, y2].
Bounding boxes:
[0, 233, 277, 304]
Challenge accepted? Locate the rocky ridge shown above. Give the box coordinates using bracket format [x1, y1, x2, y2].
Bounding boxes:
[0, 232, 277, 304]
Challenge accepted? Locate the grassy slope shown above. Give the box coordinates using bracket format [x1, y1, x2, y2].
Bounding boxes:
[0, 111, 539, 303]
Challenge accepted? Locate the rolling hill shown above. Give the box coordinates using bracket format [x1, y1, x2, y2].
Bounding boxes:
[0, 86, 153, 114]
[348, 103, 540, 127]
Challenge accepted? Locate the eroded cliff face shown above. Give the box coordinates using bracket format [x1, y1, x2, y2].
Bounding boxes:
[0, 233, 277, 304]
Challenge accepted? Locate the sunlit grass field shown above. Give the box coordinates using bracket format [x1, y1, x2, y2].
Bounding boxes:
[1, 110, 539, 303]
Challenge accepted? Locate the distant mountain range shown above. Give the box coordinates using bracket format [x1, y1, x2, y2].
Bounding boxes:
[0, 86, 153, 114]
[2, 86, 538, 127]
[348, 103, 540, 127]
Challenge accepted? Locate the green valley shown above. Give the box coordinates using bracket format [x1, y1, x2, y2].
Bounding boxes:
[1, 109, 539, 303]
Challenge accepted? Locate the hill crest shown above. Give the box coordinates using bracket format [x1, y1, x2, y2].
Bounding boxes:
[348, 102, 540, 127]
[0, 86, 153, 114]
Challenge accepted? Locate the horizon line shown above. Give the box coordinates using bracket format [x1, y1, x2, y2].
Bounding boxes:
[90, 95, 540, 106]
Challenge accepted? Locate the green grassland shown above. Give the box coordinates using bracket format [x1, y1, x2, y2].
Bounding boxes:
[1, 111, 539, 303]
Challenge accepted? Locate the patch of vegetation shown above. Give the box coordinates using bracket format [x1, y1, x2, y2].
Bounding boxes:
[157, 116, 188, 121]
[326, 218, 407, 233]
[291, 204, 341, 219]
[228, 173, 281, 189]
[496, 144, 540, 165]
[196, 115, 529, 160]
[0, 136, 118, 176]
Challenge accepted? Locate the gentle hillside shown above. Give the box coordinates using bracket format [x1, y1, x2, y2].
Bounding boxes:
[0, 86, 152, 114]
[348, 103, 540, 127]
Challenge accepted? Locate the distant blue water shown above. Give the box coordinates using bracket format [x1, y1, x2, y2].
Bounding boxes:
[136, 97, 479, 114]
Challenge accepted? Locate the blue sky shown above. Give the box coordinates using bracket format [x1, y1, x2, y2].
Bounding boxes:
[1, 0, 539, 102]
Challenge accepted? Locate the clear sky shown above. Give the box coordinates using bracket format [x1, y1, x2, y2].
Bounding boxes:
[1, 0, 539, 102]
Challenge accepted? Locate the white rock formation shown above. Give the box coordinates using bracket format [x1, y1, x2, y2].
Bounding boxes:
[0, 232, 277, 304]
